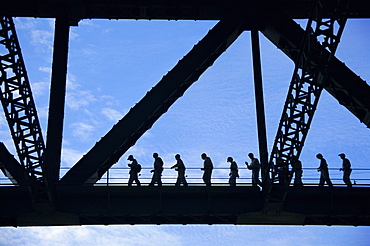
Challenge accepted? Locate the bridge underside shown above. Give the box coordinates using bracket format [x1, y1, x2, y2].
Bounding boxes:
[1, 0, 370, 227]
[1, 0, 370, 20]
[1, 186, 369, 226]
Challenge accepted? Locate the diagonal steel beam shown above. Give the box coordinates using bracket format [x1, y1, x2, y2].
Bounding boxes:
[0, 142, 31, 185]
[0, 16, 47, 183]
[260, 6, 370, 129]
[268, 0, 349, 183]
[60, 16, 247, 185]
[0, 16, 54, 207]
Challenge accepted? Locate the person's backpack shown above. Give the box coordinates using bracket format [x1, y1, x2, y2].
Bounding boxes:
[136, 164, 142, 173]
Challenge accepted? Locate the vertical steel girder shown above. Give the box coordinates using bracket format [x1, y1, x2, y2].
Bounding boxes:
[60, 16, 247, 185]
[269, 0, 349, 183]
[46, 10, 71, 185]
[250, 29, 269, 185]
[0, 16, 46, 182]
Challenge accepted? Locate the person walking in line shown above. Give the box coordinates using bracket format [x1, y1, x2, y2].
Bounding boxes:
[316, 153, 333, 187]
[245, 153, 263, 187]
[171, 154, 188, 186]
[290, 157, 303, 186]
[127, 155, 141, 186]
[227, 157, 239, 186]
[149, 153, 164, 186]
[201, 153, 213, 187]
[339, 153, 352, 187]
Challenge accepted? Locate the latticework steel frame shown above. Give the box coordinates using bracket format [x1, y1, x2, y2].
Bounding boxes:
[0, 16, 46, 181]
[269, 0, 349, 183]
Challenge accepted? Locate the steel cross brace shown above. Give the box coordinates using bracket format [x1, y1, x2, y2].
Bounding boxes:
[268, 0, 349, 184]
[0, 16, 47, 182]
[0, 16, 55, 206]
[261, 5, 370, 129]
[60, 16, 247, 185]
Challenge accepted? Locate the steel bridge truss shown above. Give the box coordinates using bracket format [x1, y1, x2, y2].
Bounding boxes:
[269, 0, 349, 184]
[1, 0, 370, 226]
[0, 16, 47, 183]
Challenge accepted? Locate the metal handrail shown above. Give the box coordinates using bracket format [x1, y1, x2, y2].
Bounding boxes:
[1, 167, 370, 187]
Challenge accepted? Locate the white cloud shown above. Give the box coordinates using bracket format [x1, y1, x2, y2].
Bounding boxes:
[101, 107, 124, 122]
[126, 145, 152, 159]
[30, 81, 49, 97]
[100, 95, 120, 106]
[70, 122, 95, 142]
[66, 73, 79, 90]
[0, 225, 182, 246]
[0, 225, 369, 246]
[81, 46, 98, 56]
[61, 148, 85, 167]
[30, 29, 53, 49]
[13, 18, 37, 29]
[34, 105, 48, 121]
[69, 28, 79, 41]
[79, 19, 94, 26]
[38, 66, 52, 73]
[66, 90, 97, 110]
[64, 73, 98, 110]
[103, 28, 113, 34]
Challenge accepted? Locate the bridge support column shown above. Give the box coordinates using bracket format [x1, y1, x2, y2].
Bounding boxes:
[46, 8, 71, 185]
[250, 29, 269, 186]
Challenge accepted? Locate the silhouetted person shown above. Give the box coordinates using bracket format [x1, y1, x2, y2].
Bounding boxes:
[316, 153, 333, 187]
[245, 153, 263, 187]
[339, 153, 352, 187]
[276, 157, 289, 186]
[291, 157, 303, 186]
[127, 155, 141, 186]
[149, 153, 163, 186]
[171, 154, 188, 186]
[201, 153, 213, 186]
[227, 157, 239, 186]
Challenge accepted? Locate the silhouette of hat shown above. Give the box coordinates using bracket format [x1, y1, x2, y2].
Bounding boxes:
[338, 153, 346, 157]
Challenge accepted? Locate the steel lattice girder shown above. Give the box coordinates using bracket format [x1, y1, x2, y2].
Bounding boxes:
[0, 16, 47, 181]
[0, 16, 54, 206]
[269, 0, 349, 171]
[60, 16, 247, 185]
[261, 6, 370, 129]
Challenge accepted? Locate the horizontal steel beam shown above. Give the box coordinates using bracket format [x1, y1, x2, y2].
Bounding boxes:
[1, 0, 370, 20]
[1, 186, 369, 226]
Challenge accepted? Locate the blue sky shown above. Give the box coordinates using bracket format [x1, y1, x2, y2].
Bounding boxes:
[0, 17, 369, 245]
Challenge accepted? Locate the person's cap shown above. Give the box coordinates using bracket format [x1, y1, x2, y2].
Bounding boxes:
[338, 153, 345, 157]
[127, 155, 133, 160]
